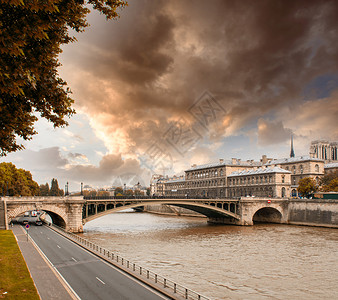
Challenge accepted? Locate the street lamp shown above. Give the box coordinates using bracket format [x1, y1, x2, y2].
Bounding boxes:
[81, 182, 83, 195]
[65, 182, 69, 196]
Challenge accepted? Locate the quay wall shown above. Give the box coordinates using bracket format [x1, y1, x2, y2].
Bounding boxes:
[288, 199, 338, 228]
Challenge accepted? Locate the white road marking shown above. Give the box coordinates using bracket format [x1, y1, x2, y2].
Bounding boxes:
[96, 277, 105, 285]
[47, 237, 50, 240]
[71, 257, 77, 262]
[57, 245, 61, 249]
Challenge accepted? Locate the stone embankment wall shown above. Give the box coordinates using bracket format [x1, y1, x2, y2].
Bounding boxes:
[288, 199, 338, 228]
[0, 198, 7, 229]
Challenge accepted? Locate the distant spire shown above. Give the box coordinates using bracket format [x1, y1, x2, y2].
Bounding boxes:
[290, 134, 295, 158]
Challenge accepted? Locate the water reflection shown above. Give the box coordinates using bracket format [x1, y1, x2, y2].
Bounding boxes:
[82, 211, 338, 300]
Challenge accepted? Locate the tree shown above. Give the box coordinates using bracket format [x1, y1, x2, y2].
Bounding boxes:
[39, 183, 50, 196]
[297, 177, 318, 198]
[0, 162, 39, 196]
[125, 189, 134, 197]
[114, 187, 123, 196]
[320, 171, 338, 192]
[0, 0, 127, 156]
[49, 178, 64, 196]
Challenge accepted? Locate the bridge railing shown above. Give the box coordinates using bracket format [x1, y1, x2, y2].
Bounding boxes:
[49, 223, 210, 300]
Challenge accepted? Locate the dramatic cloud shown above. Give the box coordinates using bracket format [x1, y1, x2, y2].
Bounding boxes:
[58, 0, 338, 167]
[257, 119, 292, 146]
[2, 147, 149, 190]
[4, 0, 338, 189]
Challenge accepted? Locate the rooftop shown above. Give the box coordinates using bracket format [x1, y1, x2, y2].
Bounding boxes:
[228, 167, 291, 177]
[186, 159, 261, 172]
[325, 162, 338, 168]
[265, 155, 323, 165]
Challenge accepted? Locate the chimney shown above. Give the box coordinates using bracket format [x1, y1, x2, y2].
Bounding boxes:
[261, 155, 268, 164]
[231, 158, 237, 165]
[219, 159, 224, 164]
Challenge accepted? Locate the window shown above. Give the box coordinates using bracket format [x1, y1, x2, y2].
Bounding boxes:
[282, 176, 285, 183]
[293, 166, 296, 174]
[300, 165, 303, 174]
[315, 164, 319, 172]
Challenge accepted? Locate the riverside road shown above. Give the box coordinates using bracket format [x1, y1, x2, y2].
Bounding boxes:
[24, 225, 169, 300]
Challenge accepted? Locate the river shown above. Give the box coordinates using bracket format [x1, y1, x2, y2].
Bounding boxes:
[81, 210, 338, 300]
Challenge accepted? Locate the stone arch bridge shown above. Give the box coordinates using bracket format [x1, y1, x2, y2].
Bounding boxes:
[1, 196, 289, 232]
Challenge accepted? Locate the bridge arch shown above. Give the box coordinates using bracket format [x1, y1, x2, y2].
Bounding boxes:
[8, 204, 67, 228]
[252, 207, 283, 224]
[83, 200, 240, 224]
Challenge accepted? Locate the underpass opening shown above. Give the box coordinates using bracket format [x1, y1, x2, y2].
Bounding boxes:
[41, 210, 66, 228]
[252, 207, 282, 224]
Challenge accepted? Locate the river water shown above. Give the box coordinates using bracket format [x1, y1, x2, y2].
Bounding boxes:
[81, 210, 338, 300]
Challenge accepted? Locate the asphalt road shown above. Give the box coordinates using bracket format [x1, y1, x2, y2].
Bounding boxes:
[27, 225, 169, 300]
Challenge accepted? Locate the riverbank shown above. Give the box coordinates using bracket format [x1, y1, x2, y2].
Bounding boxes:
[0, 230, 39, 299]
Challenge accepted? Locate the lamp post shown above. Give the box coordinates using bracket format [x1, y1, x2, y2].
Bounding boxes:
[81, 182, 83, 196]
[65, 182, 69, 196]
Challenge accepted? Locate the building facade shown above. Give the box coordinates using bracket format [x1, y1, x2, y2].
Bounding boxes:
[310, 140, 338, 162]
[264, 156, 324, 197]
[150, 154, 326, 199]
[324, 162, 338, 175]
[184, 158, 261, 198]
[227, 167, 291, 198]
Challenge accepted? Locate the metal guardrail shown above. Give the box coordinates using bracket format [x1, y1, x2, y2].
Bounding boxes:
[49, 224, 210, 300]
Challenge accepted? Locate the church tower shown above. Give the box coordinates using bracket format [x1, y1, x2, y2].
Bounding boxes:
[290, 134, 295, 158]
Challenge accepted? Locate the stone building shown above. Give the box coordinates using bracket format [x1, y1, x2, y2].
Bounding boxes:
[310, 140, 338, 162]
[324, 162, 338, 174]
[150, 175, 168, 196]
[184, 158, 261, 198]
[164, 176, 185, 197]
[227, 167, 291, 198]
[264, 156, 324, 197]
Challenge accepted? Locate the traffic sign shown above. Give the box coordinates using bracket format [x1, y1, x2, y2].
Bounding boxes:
[25, 224, 30, 229]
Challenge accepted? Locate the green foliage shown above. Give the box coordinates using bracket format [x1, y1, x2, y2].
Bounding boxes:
[0, 162, 39, 196]
[0, 231, 40, 299]
[297, 177, 318, 198]
[114, 187, 123, 196]
[49, 178, 64, 196]
[146, 187, 150, 196]
[125, 189, 134, 196]
[320, 171, 338, 192]
[39, 183, 50, 196]
[0, 0, 127, 156]
[97, 190, 109, 196]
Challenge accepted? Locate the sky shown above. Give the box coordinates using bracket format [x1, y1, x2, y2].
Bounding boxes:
[2, 0, 338, 192]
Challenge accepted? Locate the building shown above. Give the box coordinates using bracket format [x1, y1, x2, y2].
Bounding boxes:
[184, 158, 262, 198]
[164, 176, 185, 197]
[264, 156, 324, 197]
[150, 175, 169, 196]
[324, 162, 338, 175]
[310, 140, 338, 162]
[227, 167, 291, 198]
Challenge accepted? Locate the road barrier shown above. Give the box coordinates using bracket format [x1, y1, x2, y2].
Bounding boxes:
[49, 224, 210, 300]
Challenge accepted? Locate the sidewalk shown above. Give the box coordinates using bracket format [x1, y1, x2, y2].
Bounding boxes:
[11, 225, 75, 300]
